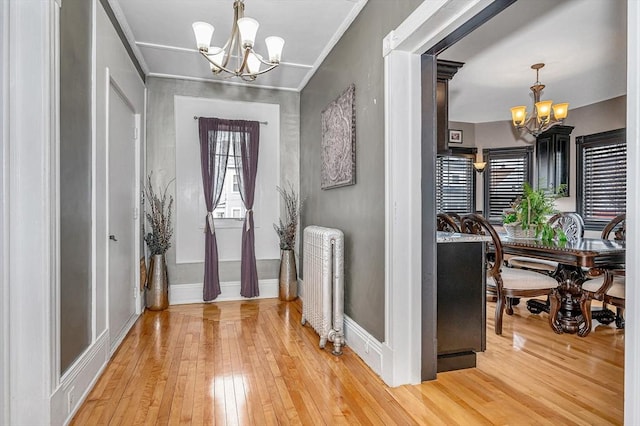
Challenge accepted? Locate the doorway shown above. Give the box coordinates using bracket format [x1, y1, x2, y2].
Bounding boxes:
[107, 80, 138, 352]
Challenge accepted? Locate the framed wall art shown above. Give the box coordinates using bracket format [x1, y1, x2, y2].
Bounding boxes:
[321, 84, 356, 189]
[448, 129, 463, 144]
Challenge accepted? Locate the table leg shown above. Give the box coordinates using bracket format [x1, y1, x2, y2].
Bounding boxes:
[578, 292, 592, 336]
[549, 288, 562, 334]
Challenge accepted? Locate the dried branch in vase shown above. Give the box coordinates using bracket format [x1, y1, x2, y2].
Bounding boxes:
[273, 183, 304, 251]
[144, 174, 174, 255]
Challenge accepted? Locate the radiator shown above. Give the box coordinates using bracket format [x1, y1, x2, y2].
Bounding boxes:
[302, 226, 345, 355]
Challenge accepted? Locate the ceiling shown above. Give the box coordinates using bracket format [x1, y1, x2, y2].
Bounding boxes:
[108, 0, 368, 91]
[440, 0, 627, 123]
[109, 0, 626, 107]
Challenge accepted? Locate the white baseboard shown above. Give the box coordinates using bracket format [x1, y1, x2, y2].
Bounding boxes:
[298, 284, 382, 377]
[109, 313, 140, 356]
[343, 315, 383, 376]
[51, 330, 110, 426]
[169, 279, 279, 305]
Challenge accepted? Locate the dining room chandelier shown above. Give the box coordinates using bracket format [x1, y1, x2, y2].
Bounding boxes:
[510, 63, 569, 137]
[192, 0, 284, 81]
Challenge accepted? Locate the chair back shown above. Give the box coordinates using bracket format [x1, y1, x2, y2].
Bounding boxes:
[547, 212, 584, 242]
[602, 214, 625, 241]
[460, 213, 503, 282]
[437, 213, 461, 233]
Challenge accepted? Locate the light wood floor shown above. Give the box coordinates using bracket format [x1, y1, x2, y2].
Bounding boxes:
[71, 298, 624, 425]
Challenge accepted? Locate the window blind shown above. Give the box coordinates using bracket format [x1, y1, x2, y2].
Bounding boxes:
[577, 129, 626, 229]
[484, 147, 533, 223]
[436, 155, 474, 214]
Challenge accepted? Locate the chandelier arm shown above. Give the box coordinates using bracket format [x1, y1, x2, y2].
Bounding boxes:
[237, 47, 251, 75]
[239, 62, 279, 78]
[199, 50, 245, 77]
[253, 52, 279, 67]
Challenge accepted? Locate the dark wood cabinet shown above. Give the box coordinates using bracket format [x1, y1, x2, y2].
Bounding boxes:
[536, 125, 573, 195]
[434, 240, 486, 374]
[436, 60, 464, 154]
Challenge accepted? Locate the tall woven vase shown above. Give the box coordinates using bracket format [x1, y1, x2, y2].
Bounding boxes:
[146, 254, 169, 310]
[279, 249, 298, 301]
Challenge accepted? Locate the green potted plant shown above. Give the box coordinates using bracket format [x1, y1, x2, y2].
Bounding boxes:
[502, 183, 559, 239]
[273, 183, 303, 301]
[144, 174, 174, 310]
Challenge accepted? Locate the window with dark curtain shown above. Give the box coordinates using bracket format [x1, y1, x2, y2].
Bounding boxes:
[483, 146, 533, 224]
[436, 147, 476, 214]
[577, 128, 626, 230]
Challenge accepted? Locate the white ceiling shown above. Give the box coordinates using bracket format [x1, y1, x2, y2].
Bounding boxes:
[108, 0, 368, 91]
[440, 0, 627, 123]
[109, 0, 626, 105]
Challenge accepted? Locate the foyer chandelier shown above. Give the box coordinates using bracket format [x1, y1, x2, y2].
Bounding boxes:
[510, 63, 569, 137]
[192, 0, 285, 81]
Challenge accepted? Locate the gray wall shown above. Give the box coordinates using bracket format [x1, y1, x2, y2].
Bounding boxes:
[146, 77, 300, 286]
[59, 0, 92, 372]
[299, 0, 422, 341]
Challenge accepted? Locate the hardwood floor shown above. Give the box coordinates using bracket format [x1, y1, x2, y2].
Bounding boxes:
[71, 298, 624, 425]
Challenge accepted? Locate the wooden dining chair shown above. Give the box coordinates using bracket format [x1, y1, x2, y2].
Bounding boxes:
[582, 214, 626, 328]
[437, 213, 461, 233]
[508, 212, 585, 274]
[460, 214, 559, 335]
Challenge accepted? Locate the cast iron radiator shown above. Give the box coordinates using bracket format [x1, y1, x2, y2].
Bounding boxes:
[301, 226, 345, 355]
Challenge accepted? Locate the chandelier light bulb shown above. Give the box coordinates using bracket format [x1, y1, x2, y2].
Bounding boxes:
[246, 53, 261, 74]
[510, 106, 527, 126]
[208, 47, 225, 71]
[192, 22, 214, 51]
[265, 36, 284, 63]
[552, 103, 569, 120]
[237, 17, 259, 48]
[535, 100, 553, 123]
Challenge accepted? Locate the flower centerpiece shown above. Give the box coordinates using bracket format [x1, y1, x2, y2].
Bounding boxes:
[143, 174, 174, 310]
[273, 183, 303, 301]
[502, 183, 559, 239]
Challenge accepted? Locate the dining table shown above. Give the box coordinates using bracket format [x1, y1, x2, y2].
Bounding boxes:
[500, 235, 625, 337]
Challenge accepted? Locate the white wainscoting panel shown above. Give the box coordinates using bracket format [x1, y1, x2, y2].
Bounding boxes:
[50, 330, 110, 426]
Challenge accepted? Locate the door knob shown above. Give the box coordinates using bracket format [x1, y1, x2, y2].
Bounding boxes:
[109, 235, 118, 242]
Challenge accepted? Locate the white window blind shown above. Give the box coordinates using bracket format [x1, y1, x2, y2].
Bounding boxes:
[577, 129, 626, 229]
[484, 147, 533, 223]
[436, 154, 474, 214]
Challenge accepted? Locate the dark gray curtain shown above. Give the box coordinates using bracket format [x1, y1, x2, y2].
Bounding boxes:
[232, 120, 260, 297]
[198, 118, 230, 301]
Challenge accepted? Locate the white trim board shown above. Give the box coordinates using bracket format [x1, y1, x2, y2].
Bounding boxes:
[625, 0, 640, 422]
[343, 316, 383, 376]
[169, 279, 279, 305]
[298, 290, 382, 376]
[51, 331, 110, 426]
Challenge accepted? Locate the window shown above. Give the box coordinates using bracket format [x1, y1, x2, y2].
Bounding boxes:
[483, 147, 533, 224]
[577, 128, 626, 230]
[436, 148, 476, 214]
[232, 174, 239, 192]
[213, 140, 245, 220]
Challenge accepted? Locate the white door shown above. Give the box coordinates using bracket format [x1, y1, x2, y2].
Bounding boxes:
[108, 82, 137, 350]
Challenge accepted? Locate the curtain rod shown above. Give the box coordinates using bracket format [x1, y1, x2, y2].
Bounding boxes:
[193, 116, 268, 125]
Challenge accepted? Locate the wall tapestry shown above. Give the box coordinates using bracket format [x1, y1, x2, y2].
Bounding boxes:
[321, 84, 356, 189]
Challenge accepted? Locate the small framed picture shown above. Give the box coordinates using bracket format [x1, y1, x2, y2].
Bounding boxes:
[449, 129, 463, 144]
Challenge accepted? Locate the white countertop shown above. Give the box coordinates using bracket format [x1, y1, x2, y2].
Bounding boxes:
[437, 231, 492, 243]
